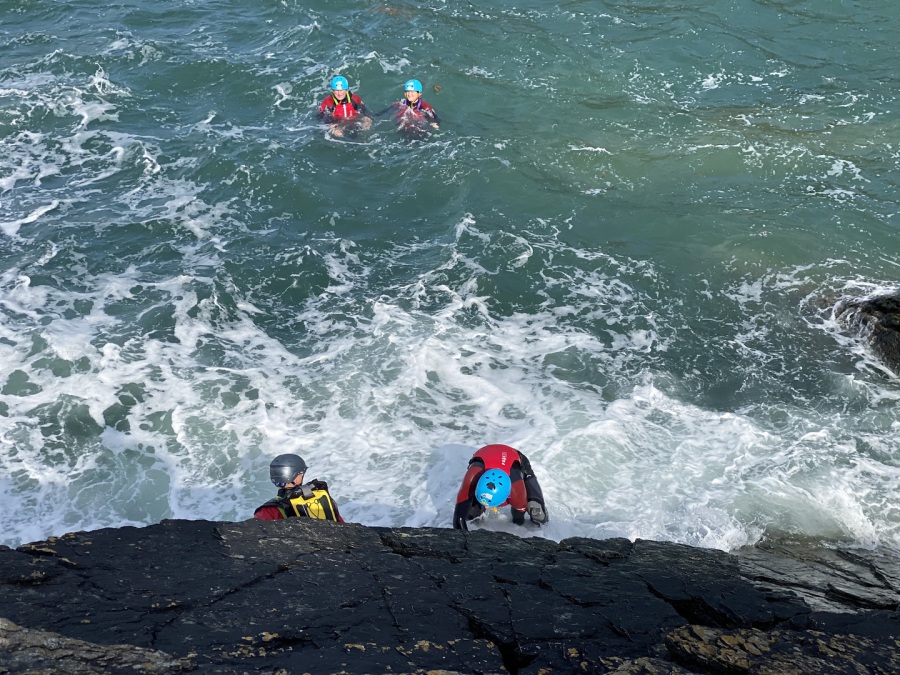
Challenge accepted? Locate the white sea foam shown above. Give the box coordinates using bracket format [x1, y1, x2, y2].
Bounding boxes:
[569, 145, 611, 154]
[7, 218, 896, 553]
[2, 0, 899, 556]
[700, 72, 726, 90]
[0, 201, 61, 237]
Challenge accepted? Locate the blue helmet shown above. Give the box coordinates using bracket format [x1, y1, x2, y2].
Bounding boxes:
[475, 469, 511, 507]
[330, 75, 349, 91]
[403, 79, 423, 93]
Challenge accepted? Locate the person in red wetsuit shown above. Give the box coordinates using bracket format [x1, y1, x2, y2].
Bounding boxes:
[378, 79, 440, 136]
[254, 453, 344, 522]
[452, 444, 548, 530]
[317, 75, 372, 138]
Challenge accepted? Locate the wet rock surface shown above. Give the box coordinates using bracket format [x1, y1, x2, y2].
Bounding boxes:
[735, 540, 900, 614]
[1, 519, 897, 673]
[0, 617, 194, 674]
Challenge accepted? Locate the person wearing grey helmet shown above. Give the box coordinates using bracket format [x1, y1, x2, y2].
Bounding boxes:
[253, 453, 345, 522]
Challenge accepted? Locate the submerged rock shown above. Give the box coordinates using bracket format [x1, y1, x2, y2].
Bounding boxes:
[834, 292, 900, 376]
[1, 520, 898, 673]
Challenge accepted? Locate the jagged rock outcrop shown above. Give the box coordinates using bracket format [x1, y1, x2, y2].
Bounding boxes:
[665, 624, 900, 674]
[0, 617, 193, 674]
[736, 540, 900, 614]
[1, 519, 898, 673]
[834, 292, 900, 376]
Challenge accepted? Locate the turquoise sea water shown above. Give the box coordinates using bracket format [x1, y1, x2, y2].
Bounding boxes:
[2, 0, 898, 550]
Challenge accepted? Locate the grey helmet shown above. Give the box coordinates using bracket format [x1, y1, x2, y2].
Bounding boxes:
[269, 453, 308, 487]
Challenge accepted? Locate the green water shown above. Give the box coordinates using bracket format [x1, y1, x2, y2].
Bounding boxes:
[1, 0, 898, 550]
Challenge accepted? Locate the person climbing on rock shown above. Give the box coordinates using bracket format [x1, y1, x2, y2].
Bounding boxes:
[254, 453, 344, 522]
[452, 444, 548, 530]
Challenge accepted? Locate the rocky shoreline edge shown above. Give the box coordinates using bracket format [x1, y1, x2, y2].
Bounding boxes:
[1, 519, 898, 673]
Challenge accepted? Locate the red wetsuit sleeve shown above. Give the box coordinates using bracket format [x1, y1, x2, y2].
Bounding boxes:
[421, 101, 440, 123]
[330, 494, 346, 523]
[508, 478, 527, 512]
[456, 464, 483, 505]
[253, 505, 284, 521]
[352, 94, 367, 116]
[318, 96, 334, 117]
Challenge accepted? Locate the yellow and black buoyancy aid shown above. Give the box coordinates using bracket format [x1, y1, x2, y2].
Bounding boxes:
[266, 481, 340, 521]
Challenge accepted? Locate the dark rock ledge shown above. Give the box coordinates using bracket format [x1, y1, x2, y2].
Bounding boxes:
[1, 519, 898, 674]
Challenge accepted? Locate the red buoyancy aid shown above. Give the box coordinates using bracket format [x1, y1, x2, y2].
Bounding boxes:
[394, 98, 440, 126]
[455, 444, 528, 510]
[472, 444, 527, 510]
[475, 444, 521, 472]
[394, 98, 438, 121]
[319, 92, 364, 120]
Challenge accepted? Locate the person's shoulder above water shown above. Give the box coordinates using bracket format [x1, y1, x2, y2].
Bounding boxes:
[389, 78, 441, 132]
[317, 75, 372, 138]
